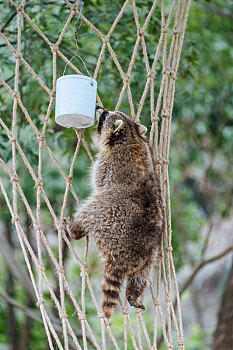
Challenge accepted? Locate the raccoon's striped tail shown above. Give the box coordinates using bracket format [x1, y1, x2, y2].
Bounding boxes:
[102, 274, 122, 319]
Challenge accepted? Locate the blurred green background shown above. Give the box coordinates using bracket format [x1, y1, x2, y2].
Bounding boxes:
[0, 0, 233, 349]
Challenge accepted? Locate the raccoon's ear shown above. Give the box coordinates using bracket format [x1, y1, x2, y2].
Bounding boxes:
[137, 123, 147, 136]
[113, 119, 124, 133]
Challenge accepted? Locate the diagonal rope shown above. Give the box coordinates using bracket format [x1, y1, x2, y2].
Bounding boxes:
[0, 0, 191, 349]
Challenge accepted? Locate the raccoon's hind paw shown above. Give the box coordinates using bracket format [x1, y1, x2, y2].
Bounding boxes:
[127, 296, 145, 311]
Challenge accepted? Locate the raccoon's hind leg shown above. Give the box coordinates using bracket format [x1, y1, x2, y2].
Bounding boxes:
[63, 217, 87, 240]
[126, 275, 147, 311]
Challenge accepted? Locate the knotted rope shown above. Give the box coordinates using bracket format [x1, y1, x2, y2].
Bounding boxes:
[0, 0, 191, 349]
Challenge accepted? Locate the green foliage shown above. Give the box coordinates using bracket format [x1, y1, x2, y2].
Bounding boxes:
[0, 0, 232, 348]
[185, 325, 211, 350]
[168, 0, 233, 269]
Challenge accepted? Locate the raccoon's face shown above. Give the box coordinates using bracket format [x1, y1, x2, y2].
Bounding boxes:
[96, 106, 147, 146]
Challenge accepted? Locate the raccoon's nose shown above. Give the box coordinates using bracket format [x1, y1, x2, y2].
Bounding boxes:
[96, 106, 109, 121]
[96, 106, 104, 120]
[96, 105, 103, 112]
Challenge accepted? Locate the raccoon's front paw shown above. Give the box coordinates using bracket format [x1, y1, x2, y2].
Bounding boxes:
[63, 217, 76, 239]
[63, 216, 72, 226]
[63, 217, 85, 240]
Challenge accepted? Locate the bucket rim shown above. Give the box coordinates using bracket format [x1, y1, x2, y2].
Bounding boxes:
[56, 74, 97, 85]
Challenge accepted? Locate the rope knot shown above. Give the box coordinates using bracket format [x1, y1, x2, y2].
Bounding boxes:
[14, 51, 21, 59]
[161, 26, 168, 34]
[124, 74, 130, 85]
[154, 298, 160, 307]
[165, 245, 173, 252]
[102, 36, 109, 44]
[35, 224, 43, 232]
[98, 312, 105, 319]
[17, 4, 24, 12]
[66, 175, 73, 184]
[178, 341, 184, 346]
[51, 44, 58, 53]
[122, 307, 129, 316]
[12, 91, 19, 100]
[148, 70, 155, 80]
[60, 312, 68, 320]
[135, 308, 143, 315]
[163, 158, 169, 165]
[152, 116, 159, 122]
[35, 178, 43, 188]
[11, 172, 19, 184]
[71, 1, 84, 11]
[50, 90, 56, 99]
[80, 266, 88, 277]
[78, 313, 86, 321]
[36, 298, 45, 307]
[57, 222, 65, 233]
[165, 296, 172, 303]
[56, 265, 65, 275]
[137, 28, 144, 37]
[162, 68, 170, 76]
[38, 134, 45, 142]
[173, 28, 180, 35]
[38, 264, 45, 274]
[10, 137, 17, 143]
[161, 110, 170, 118]
[170, 70, 177, 80]
[71, 3, 78, 11]
[156, 157, 162, 165]
[11, 216, 19, 225]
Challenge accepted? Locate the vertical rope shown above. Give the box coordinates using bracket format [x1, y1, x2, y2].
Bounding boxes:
[0, 0, 191, 349]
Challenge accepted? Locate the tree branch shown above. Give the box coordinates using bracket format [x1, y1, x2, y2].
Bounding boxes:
[158, 246, 233, 348]
[180, 246, 233, 296]
[0, 40, 17, 47]
[0, 66, 23, 90]
[0, 11, 17, 33]
[0, 287, 93, 349]
[0, 227, 36, 300]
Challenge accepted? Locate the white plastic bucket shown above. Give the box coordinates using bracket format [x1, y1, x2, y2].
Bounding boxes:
[55, 75, 97, 128]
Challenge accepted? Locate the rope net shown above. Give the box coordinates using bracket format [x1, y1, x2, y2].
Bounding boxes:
[0, 0, 191, 349]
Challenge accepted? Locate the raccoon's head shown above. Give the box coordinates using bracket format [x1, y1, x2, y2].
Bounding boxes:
[96, 106, 147, 147]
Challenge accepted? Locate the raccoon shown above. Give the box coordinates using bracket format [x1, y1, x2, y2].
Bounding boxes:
[64, 107, 164, 318]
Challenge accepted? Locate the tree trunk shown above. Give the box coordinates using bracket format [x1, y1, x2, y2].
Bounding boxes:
[19, 294, 34, 350]
[213, 257, 233, 350]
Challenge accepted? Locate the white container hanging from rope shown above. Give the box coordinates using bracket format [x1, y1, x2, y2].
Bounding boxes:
[55, 74, 97, 128]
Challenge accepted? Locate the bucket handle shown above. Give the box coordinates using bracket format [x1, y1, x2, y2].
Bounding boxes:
[63, 55, 94, 86]
[62, 1, 94, 86]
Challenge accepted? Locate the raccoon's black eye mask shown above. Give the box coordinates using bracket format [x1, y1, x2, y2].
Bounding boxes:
[101, 111, 109, 121]
[97, 111, 109, 133]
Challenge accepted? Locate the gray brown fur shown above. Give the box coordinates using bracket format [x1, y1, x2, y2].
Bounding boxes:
[64, 108, 164, 318]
